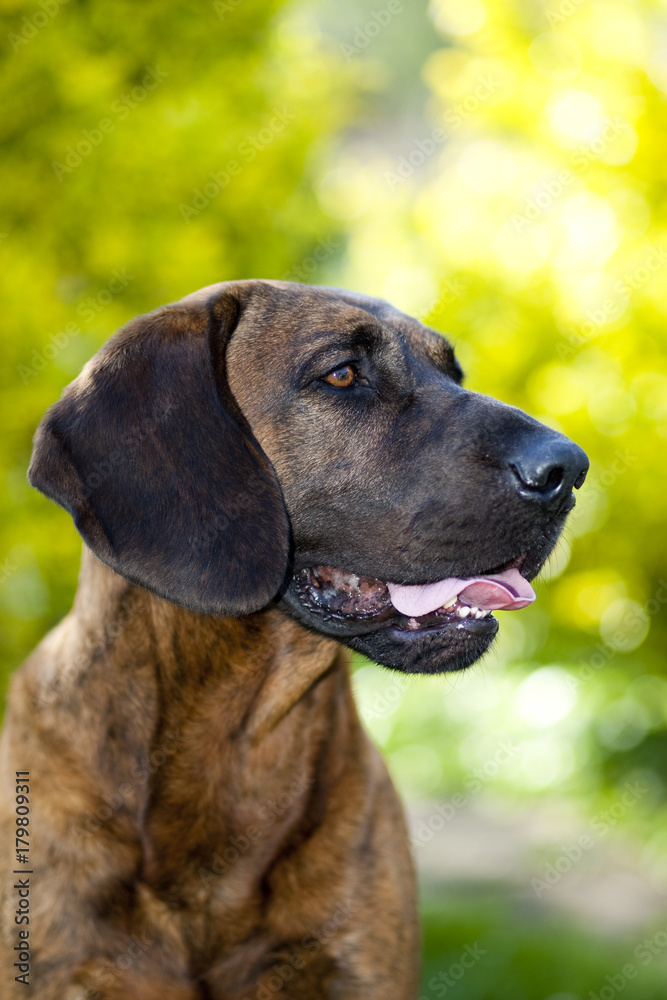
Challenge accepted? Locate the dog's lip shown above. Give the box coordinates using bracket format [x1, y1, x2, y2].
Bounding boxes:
[386, 611, 499, 642]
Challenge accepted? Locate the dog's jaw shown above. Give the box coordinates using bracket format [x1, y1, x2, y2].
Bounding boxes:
[279, 567, 500, 674]
[278, 535, 564, 675]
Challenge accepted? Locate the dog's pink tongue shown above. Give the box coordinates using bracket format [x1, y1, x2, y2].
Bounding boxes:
[387, 568, 535, 617]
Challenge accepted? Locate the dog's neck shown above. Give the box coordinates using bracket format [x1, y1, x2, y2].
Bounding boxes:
[39, 548, 355, 887]
[70, 546, 343, 738]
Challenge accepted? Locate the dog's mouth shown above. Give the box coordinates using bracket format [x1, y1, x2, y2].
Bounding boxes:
[293, 557, 534, 638]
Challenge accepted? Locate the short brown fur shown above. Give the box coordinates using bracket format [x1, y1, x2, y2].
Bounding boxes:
[0, 546, 419, 997]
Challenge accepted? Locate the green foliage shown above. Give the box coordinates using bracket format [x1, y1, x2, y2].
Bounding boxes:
[421, 890, 667, 999]
[0, 0, 350, 688]
[3, 0, 667, 987]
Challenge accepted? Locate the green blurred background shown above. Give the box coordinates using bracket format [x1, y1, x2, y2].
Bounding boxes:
[2, 0, 666, 995]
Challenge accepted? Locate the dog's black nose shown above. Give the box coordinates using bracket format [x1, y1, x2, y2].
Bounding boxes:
[509, 436, 589, 504]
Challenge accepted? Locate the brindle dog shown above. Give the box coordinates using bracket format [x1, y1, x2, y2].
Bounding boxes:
[0, 280, 587, 998]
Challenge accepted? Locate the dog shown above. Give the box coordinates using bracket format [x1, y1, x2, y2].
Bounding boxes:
[0, 280, 588, 998]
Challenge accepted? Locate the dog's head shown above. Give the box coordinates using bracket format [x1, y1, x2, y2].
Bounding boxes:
[29, 280, 588, 674]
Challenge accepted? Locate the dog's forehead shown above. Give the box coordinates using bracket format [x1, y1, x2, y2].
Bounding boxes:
[173, 280, 456, 378]
[283, 282, 456, 369]
[210, 279, 455, 365]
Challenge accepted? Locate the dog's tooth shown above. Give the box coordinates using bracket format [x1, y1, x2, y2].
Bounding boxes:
[474, 609, 485, 619]
[457, 605, 470, 618]
[468, 606, 479, 615]
[442, 597, 456, 609]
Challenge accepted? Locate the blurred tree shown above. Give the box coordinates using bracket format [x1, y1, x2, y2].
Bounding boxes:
[4, 0, 667, 991]
[0, 0, 353, 690]
[315, 0, 667, 805]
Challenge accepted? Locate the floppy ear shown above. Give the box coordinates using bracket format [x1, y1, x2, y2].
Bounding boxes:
[28, 285, 290, 616]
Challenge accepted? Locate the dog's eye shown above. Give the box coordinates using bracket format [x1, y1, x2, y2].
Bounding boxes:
[324, 365, 357, 388]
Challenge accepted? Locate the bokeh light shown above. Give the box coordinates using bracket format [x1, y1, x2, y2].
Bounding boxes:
[2, 0, 666, 994]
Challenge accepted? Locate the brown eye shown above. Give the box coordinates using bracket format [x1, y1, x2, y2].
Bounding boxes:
[324, 365, 356, 388]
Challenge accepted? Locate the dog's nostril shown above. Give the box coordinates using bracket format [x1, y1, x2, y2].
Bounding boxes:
[574, 468, 587, 490]
[508, 438, 588, 502]
[510, 462, 564, 494]
[543, 465, 565, 494]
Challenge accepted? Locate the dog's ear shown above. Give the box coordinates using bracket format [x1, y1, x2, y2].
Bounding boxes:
[28, 284, 290, 616]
